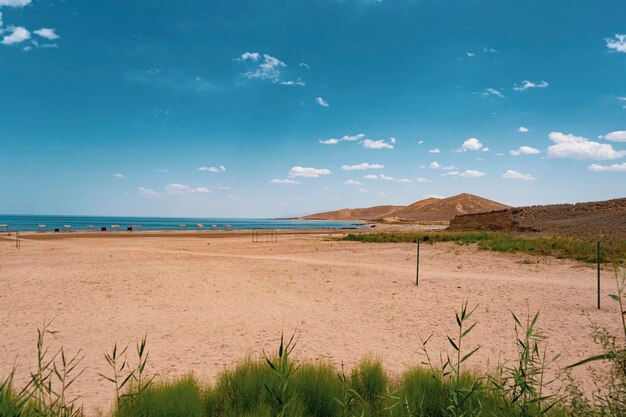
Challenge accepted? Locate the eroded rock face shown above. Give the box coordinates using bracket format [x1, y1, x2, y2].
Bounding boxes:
[448, 198, 626, 238]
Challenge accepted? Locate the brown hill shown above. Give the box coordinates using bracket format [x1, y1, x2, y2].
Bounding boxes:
[388, 193, 510, 222]
[302, 205, 403, 221]
[448, 197, 626, 238]
[302, 193, 510, 222]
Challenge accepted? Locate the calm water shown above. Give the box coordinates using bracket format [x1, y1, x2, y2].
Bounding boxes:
[0, 215, 362, 232]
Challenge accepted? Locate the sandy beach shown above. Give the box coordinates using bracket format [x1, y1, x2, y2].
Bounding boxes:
[0, 232, 621, 414]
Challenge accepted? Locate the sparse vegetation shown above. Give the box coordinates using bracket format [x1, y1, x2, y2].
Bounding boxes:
[2, 269, 625, 417]
[342, 231, 626, 265]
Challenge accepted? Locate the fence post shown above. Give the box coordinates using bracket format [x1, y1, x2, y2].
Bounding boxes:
[597, 241, 601, 309]
[416, 239, 420, 287]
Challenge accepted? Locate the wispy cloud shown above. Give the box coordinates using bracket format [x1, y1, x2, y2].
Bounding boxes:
[513, 80, 549, 91]
[344, 179, 362, 185]
[482, 88, 504, 98]
[153, 169, 169, 173]
[518, 126, 529, 133]
[502, 170, 536, 180]
[270, 178, 300, 184]
[587, 162, 626, 172]
[510, 146, 540, 156]
[444, 170, 486, 178]
[0, 0, 31, 6]
[396, 178, 413, 183]
[319, 133, 366, 145]
[606, 34, 626, 53]
[138, 187, 159, 197]
[316, 97, 329, 107]
[165, 183, 210, 195]
[429, 161, 441, 169]
[428, 148, 440, 153]
[288, 166, 332, 178]
[341, 162, 384, 170]
[547, 132, 626, 160]
[198, 165, 226, 172]
[415, 177, 431, 183]
[237, 52, 286, 83]
[111, 173, 126, 178]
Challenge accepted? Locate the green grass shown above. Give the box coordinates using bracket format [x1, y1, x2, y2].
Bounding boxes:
[341, 231, 626, 265]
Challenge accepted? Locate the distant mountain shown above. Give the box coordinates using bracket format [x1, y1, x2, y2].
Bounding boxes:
[301, 205, 403, 221]
[301, 193, 510, 222]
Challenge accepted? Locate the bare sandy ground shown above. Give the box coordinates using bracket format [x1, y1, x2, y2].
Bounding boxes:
[0, 233, 621, 415]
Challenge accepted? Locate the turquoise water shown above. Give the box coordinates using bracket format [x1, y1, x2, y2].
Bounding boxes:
[0, 215, 362, 232]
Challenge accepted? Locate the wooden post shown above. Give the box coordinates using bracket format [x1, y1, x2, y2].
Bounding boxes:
[597, 241, 601, 309]
[416, 239, 420, 287]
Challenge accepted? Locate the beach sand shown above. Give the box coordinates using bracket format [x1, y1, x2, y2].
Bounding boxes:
[0, 232, 620, 414]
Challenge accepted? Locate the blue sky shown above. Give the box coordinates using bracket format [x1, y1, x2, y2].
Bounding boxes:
[0, 0, 625, 217]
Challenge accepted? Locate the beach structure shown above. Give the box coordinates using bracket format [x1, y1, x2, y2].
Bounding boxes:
[101, 227, 107, 232]
[0, 224, 8, 233]
[63, 225, 72, 232]
[211, 224, 218, 230]
[224, 224, 232, 231]
[111, 225, 120, 232]
[38, 224, 46, 232]
[196, 224, 204, 230]
[87, 224, 95, 232]
[178, 224, 187, 230]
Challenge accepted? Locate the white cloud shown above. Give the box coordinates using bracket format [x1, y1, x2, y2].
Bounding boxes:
[315, 97, 329, 107]
[466, 52, 475, 57]
[606, 34, 626, 53]
[518, 126, 529, 133]
[288, 166, 332, 178]
[458, 137, 484, 152]
[602, 130, 626, 142]
[502, 170, 536, 180]
[299, 62, 310, 69]
[0, 0, 31, 6]
[270, 178, 300, 184]
[513, 80, 549, 91]
[482, 147, 490, 152]
[619, 97, 626, 109]
[165, 183, 210, 195]
[379, 174, 394, 180]
[415, 177, 431, 183]
[33, 28, 59, 40]
[587, 162, 626, 172]
[364, 174, 378, 180]
[319, 138, 339, 145]
[442, 165, 458, 170]
[1, 26, 30, 45]
[362, 138, 394, 149]
[342, 133, 366, 142]
[344, 179, 362, 186]
[396, 178, 413, 183]
[153, 169, 169, 173]
[238, 53, 286, 83]
[358, 188, 368, 193]
[280, 79, 305, 86]
[429, 161, 441, 169]
[111, 173, 126, 178]
[510, 146, 541, 156]
[341, 162, 384, 171]
[138, 187, 159, 197]
[428, 148, 440, 153]
[417, 140, 424, 144]
[444, 170, 486, 178]
[0, 11, 3, 27]
[217, 186, 231, 190]
[547, 132, 626, 160]
[198, 165, 226, 172]
[482, 88, 504, 98]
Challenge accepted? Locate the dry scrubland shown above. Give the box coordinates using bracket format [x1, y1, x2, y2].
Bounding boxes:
[0, 232, 623, 414]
